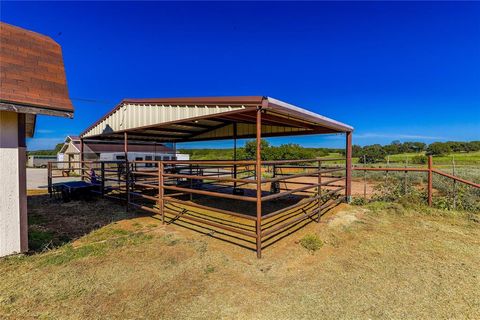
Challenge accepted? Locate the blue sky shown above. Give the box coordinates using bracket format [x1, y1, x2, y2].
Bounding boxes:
[2, 1, 479, 150]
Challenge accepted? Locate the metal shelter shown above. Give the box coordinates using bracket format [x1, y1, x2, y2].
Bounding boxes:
[51, 96, 353, 258]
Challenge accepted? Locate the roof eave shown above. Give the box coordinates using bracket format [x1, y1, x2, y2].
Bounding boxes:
[265, 97, 353, 133]
[0, 101, 74, 119]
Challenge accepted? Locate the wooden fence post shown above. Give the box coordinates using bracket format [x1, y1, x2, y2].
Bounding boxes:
[428, 155, 433, 206]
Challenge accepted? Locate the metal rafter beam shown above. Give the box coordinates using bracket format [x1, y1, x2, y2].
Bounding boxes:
[187, 121, 233, 139]
[136, 127, 201, 134]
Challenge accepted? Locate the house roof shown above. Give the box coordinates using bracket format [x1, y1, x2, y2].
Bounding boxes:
[0, 22, 74, 117]
[59, 135, 172, 154]
[80, 96, 353, 142]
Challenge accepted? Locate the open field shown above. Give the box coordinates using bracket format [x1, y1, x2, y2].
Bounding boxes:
[1, 193, 479, 319]
[387, 151, 480, 165]
[181, 148, 480, 166]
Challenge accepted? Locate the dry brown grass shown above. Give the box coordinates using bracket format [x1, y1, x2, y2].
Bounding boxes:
[1, 196, 479, 319]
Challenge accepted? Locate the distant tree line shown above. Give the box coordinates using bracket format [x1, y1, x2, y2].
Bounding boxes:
[240, 140, 320, 160]
[180, 140, 340, 161]
[350, 140, 480, 163]
[27, 143, 63, 156]
[30, 139, 479, 165]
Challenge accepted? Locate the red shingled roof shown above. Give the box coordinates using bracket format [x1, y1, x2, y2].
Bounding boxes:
[0, 22, 74, 112]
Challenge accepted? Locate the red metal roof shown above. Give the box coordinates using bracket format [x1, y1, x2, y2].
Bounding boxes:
[0, 22, 74, 113]
[122, 96, 264, 106]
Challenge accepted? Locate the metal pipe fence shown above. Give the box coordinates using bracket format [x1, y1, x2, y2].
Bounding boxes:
[48, 157, 347, 257]
[352, 156, 480, 206]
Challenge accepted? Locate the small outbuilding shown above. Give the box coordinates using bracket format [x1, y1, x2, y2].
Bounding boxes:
[57, 135, 188, 173]
[0, 22, 74, 256]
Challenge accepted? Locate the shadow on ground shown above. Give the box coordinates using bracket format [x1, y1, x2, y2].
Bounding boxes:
[27, 191, 144, 253]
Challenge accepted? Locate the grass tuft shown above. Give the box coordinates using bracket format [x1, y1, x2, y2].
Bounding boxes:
[160, 234, 180, 246]
[299, 234, 323, 253]
[204, 264, 215, 274]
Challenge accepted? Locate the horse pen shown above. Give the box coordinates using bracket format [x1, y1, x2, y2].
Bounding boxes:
[47, 96, 354, 258]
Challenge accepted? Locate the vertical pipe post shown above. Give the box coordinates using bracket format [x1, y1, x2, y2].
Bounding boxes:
[233, 122, 238, 191]
[255, 105, 263, 258]
[48, 162, 52, 197]
[101, 162, 105, 197]
[363, 155, 367, 199]
[317, 159, 322, 222]
[80, 138, 84, 181]
[428, 155, 433, 206]
[189, 163, 193, 201]
[124, 132, 129, 211]
[345, 131, 352, 203]
[452, 156, 456, 210]
[404, 157, 408, 195]
[159, 161, 164, 224]
[385, 155, 390, 183]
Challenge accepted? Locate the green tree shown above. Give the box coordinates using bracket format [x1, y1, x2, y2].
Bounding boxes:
[358, 144, 386, 163]
[241, 139, 316, 161]
[243, 139, 271, 160]
[426, 142, 451, 156]
[351, 145, 362, 157]
[466, 141, 480, 152]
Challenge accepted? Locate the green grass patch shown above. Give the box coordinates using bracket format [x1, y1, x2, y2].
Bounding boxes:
[80, 227, 131, 243]
[299, 234, 323, 253]
[28, 229, 54, 251]
[37, 231, 153, 267]
[28, 214, 46, 226]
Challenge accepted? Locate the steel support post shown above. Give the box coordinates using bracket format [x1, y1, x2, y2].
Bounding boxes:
[345, 131, 352, 203]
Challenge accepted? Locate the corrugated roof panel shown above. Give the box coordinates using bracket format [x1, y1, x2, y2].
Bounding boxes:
[82, 102, 246, 138]
[80, 97, 352, 142]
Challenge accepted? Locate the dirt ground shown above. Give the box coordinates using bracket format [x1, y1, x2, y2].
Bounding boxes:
[1, 193, 479, 319]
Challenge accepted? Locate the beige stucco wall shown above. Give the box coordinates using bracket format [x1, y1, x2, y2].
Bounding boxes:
[0, 111, 28, 257]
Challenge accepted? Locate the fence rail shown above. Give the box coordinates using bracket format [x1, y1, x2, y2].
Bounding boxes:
[352, 155, 479, 206]
[48, 157, 348, 257]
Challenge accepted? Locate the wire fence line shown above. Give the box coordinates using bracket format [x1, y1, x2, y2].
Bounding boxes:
[351, 156, 479, 212]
